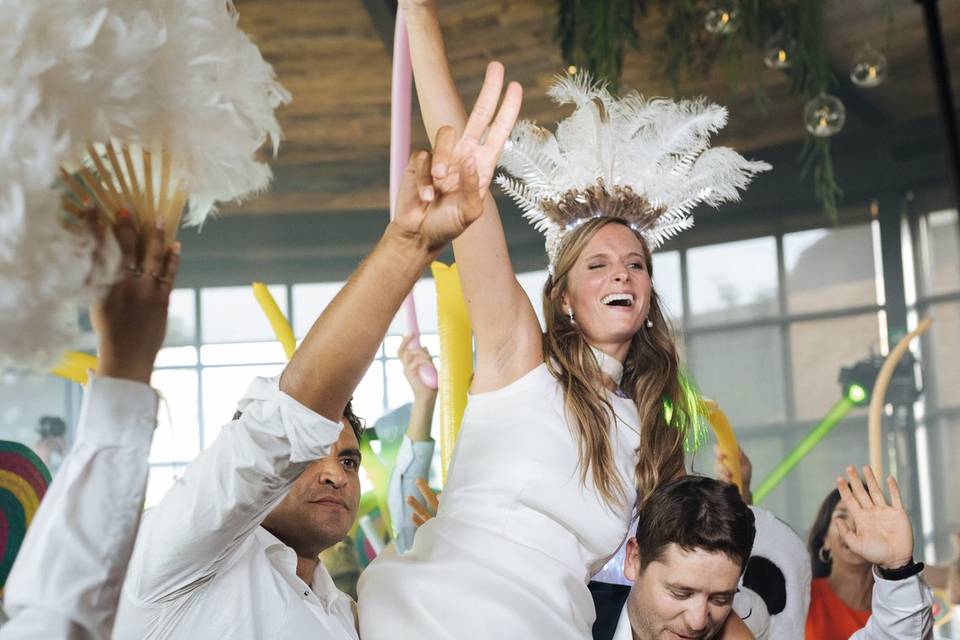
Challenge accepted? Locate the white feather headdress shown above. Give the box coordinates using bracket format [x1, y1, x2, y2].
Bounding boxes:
[496, 73, 771, 269]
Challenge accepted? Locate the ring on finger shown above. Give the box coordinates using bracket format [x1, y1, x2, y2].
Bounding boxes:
[125, 264, 143, 277]
[150, 271, 172, 286]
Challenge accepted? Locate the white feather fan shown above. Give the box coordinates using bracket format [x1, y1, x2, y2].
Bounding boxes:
[0, 0, 289, 368]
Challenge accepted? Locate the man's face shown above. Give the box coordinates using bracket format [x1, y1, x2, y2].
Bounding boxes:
[262, 419, 361, 555]
[623, 539, 741, 640]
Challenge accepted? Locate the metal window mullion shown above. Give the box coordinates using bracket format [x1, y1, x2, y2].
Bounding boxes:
[776, 232, 797, 424]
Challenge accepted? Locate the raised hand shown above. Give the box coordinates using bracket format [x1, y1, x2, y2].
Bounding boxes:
[429, 61, 522, 196]
[399, 335, 437, 402]
[407, 477, 440, 527]
[714, 445, 753, 504]
[91, 211, 181, 384]
[393, 148, 483, 253]
[835, 465, 914, 570]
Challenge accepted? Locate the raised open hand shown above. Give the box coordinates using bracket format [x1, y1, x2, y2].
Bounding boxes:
[91, 211, 181, 384]
[429, 61, 522, 196]
[835, 465, 914, 570]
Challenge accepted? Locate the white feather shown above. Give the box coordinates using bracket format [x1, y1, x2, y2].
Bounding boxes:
[0, 0, 287, 368]
[496, 72, 771, 265]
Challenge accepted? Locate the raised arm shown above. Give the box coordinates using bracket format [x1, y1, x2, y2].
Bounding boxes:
[837, 466, 934, 640]
[2, 212, 176, 640]
[120, 147, 496, 606]
[402, 1, 542, 391]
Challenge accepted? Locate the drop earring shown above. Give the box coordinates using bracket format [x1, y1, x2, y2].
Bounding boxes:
[645, 317, 653, 329]
[568, 309, 575, 324]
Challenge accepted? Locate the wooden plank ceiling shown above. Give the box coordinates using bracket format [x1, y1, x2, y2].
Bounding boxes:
[225, 0, 960, 217]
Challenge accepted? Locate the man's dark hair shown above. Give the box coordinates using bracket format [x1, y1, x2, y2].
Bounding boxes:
[232, 399, 364, 441]
[39, 415, 66, 438]
[342, 399, 364, 442]
[634, 475, 756, 573]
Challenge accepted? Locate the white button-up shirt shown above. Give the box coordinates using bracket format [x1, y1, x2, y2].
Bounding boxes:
[113, 376, 359, 640]
[0, 375, 158, 640]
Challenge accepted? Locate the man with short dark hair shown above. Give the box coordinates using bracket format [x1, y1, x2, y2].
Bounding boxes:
[113, 67, 521, 638]
[590, 475, 756, 640]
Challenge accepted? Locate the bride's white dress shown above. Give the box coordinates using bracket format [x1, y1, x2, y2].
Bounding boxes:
[358, 363, 640, 639]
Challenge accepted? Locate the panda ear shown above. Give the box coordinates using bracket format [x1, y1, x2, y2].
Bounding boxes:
[742, 556, 787, 615]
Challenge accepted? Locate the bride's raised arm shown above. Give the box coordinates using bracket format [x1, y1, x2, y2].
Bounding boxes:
[403, 1, 544, 391]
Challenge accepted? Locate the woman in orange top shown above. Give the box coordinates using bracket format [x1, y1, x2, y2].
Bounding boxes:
[806, 486, 873, 640]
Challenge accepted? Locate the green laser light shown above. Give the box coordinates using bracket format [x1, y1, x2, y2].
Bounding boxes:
[846, 383, 868, 404]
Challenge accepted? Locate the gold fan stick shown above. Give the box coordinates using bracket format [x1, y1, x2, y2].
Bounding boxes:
[59, 168, 92, 208]
[868, 316, 934, 478]
[85, 143, 124, 214]
[76, 167, 116, 223]
[60, 195, 85, 219]
[143, 148, 155, 226]
[105, 142, 138, 225]
[157, 150, 172, 222]
[164, 184, 189, 247]
[121, 145, 146, 219]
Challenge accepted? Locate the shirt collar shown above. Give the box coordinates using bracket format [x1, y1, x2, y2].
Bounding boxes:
[255, 527, 347, 610]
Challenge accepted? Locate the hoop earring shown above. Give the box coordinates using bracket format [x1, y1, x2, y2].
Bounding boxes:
[644, 317, 653, 329]
[818, 546, 832, 564]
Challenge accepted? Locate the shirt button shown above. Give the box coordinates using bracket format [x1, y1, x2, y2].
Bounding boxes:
[303, 591, 309, 597]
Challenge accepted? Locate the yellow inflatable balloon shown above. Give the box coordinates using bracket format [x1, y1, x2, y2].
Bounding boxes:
[50, 351, 99, 385]
[701, 399, 743, 493]
[252, 282, 297, 360]
[431, 262, 473, 483]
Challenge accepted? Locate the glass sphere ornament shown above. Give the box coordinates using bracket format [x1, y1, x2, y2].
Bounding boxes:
[803, 93, 846, 137]
[763, 33, 795, 70]
[850, 44, 888, 88]
[704, 2, 738, 35]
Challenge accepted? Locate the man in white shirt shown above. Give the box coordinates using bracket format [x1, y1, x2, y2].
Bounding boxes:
[113, 75, 522, 640]
[591, 476, 757, 640]
[590, 467, 932, 640]
[0, 212, 180, 639]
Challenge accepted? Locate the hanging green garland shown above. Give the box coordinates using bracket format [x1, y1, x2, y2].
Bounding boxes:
[556, 0, 849, 220]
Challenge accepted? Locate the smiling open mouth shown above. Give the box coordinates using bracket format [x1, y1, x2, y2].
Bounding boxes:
[601, 293, 634, 307]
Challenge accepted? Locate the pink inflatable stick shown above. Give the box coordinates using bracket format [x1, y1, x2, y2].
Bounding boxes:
[390, 9, 438, 389]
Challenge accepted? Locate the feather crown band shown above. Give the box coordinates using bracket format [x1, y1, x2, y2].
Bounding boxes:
[495, 72, 771, 270]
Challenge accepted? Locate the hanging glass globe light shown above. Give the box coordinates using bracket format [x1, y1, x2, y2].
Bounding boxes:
[850, 44, 888, 88]
[763, 33, 795, 70]
[704, 2, 738, 35]
[803, 93, 846, 137]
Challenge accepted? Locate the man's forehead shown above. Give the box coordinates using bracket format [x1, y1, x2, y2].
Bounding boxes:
[333, 418, 361, 452]
[651, 544, 741, 589]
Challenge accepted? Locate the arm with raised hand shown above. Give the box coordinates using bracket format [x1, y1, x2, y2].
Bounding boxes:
[387, 338, 437, 552]
[1, 213, 178, 640]
[402, 1, 541, 391]
[122, 142, 501, 605]
[838, 466, 934, 640]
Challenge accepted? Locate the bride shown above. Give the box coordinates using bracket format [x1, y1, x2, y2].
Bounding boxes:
[358, 2, 769, 638]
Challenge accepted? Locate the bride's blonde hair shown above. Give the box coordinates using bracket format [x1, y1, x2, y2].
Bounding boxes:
[543, 217, 691, 507]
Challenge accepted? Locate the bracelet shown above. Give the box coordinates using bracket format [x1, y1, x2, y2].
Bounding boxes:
[877, 559, 925, 581]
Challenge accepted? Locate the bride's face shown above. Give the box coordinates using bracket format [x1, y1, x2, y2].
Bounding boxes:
[561, 222, 652, 360]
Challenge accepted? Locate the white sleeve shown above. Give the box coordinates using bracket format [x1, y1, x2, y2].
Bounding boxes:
[121, 375, 343, 604]
[1, 375, 158, 640]
[848, 569, 934, 640]
[387, 435, 435, 553]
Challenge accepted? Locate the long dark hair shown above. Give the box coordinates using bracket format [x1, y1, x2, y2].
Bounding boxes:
[808, 488, 842, 578]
